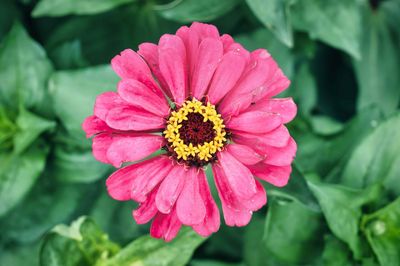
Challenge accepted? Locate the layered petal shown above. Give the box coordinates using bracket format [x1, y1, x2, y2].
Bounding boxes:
[156, 165, 187, 214]
[248, 163, 292, 187]
[137, 42, 171, 97]
[176, 26, 199, 86]
[105, 105, 165, 131]
[190, 22, 219, 40]
[111, 49, 161, 95]
[158, 34, 187, 105]
[92, 134, 113, 164]
[133, 187, 159, 224]
[82, 115, 112, 138]
[246, 97, 297, 124]
[106, 156, 171, 201]
[191, 38, 223, 99]
[192, 169, 220, 236]
[106, 134, 165, 167]
[226, 143, 264, 165]
[117, 79, 170, 117]
[176, 168, 206, 225]
[207, 48, 248, 105]
[94, 91, 126, 121]
[226, 111, 282, 134]
[217, 150, 257, 199]
[233, 125, 291, 149]
[262, 137, 297, 166]
[150, 208, 182, 242]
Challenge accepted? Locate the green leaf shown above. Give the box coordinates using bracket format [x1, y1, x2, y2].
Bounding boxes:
[0, 22, 53, 115]
[308, 181, 382, 258]
[50, 145, 110, 183]
[0, 0, 21, 41]
[310, 115, 344, 136]
[291, 0, 362, 59]
[14, 108, 55, 154]
[0, 142, 49, 217]
[321, 235, 353, 266]
[104, 227, 206, 266]
[40, 217, 120, 266]
[49, 40, 89, 70]
[290, 62, 317, 116]
[32, 0, 135, 17]
[245, 0, 294, 47]
[0, 177, 88, 244]
[156, 0, 240, 23]
[0, 243, 40, 266]
[342, 112, 400, 197]
[262, 200, 323, 265]
[49, 65, 118, 147]
[265, 165, 320, 212]
[354, 4, 400, 116]
[362, 197, 400, 266]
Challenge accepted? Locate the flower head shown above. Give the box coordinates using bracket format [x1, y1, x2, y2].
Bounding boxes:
[82, 22, 297, 241]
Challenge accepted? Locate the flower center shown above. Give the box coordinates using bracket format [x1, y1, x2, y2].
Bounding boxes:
[163, 98, 227, 166]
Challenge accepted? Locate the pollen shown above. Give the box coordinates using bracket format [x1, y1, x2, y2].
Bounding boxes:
[163, 98, 227, 166]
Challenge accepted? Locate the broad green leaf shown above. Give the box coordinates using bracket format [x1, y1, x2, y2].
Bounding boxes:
[32, 0, 135, 17]
[354, 5, 400, 116]
[0, 22, 53, 115]
[40, 217, 120, 266]
[0, 0, 20, 41]
[262, 200, 323, 265]
[0, 107, 17, 150]
[0, 243, 40, 266]
[310, 115, 344, 136]
[49, 65, 118, 147]
[362, 197, 400, 266]
[235, 28, 294, 79]
[322, 235, 353, 266]
[50, 145, 110, 183]
[0, 177, 88, 244]
[14, 108, 55, 154]
[49, 40, 89, 70]
[290, 62, 317, 116]
[0, 142, 49, 217]
[156, 0, 240, 23]
[294, 107, 383, 179]
[245, 0, 294, 47]
[342, 112, 400, 196]
[291, 0, 362, 59]
[265, 165, 320, 212]
[308, 181, 382, 258]
[103, 227, 206, 266]
[191, 260, 244, 266]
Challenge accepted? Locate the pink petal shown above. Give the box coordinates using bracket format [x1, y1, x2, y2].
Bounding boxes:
[190, 22, 220, 40]
[94, 91, 126, 121]
[248, 163, 292, 187]
[105, 105, 165, 131]
[218, 49, 274, 116]
[191, 38, 223, 99]
[263, 137, 297, 166]
[212, 164, 252, 226]
[82, 115, 112, 138]
[176, 168, 206, 225]
[150, 208, 182, 242]
[226, 143, 264, 165]
[192, 169, 220, 236]
[220, 34, 234, 51]
[256, 68, 291, 100]
[133, 187, 159, 224]
[105, 162, 137, 201]
[217, 150, 257, 199]
[137, 43, 171, 98]
[106, 134, 165, 167]
[130, 157, 173, 202]
[92, 134, 112, 164]
[207, 49, 248, 105]
[246, 97, 297, 124]
[240, 180, 267, 211]
[158, 34, 187, 105]
[155, 165, 187, 214]
[226, 111, 282, 134]
[176, 26, 199, 86]
[233, 125, 291, 148]
[117, 79, 170, 117]
[111, 49, 161, 95]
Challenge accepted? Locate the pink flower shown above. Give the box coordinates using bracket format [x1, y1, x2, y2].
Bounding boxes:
[82, 22, 297, 241]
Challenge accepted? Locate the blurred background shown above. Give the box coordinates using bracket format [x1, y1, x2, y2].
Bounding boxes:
[0, 0, 399, 265]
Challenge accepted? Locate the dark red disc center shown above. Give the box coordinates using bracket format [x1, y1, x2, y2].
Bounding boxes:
[178, 112, 216, 145]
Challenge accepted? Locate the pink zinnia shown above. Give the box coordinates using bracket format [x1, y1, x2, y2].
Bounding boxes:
[82, 22, 297, 241]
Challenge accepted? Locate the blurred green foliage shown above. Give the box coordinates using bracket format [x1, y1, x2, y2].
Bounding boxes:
[0, 0, 399, 265]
